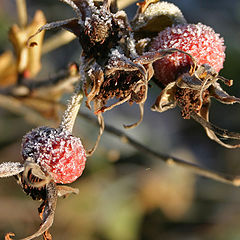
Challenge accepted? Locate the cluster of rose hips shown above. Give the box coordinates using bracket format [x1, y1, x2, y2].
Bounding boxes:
[1, 0, 240, 239]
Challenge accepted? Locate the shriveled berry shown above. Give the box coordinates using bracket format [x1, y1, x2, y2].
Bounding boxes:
[150, 23, 226, 85]
[22, 126, 86, 184]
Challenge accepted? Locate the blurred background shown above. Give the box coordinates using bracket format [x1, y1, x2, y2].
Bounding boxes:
[1, 0, 240, 239]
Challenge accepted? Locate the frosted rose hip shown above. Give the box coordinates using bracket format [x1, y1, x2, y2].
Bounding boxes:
[22, 126, 86, 184]
[150, 23, 226, 85]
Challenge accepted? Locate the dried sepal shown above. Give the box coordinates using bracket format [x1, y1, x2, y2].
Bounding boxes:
[22, 159, 51, 188]
[14, 182, 58, 240]
[27, 18, 80, 47]
[91, 49, 148, 114]
[209, 83, 240, 104]
[0, 162, 24, 178]
[85, 62, 104, 110]
[151, 81, 177, 112]
[132, 0, 187, 38]
[191, 110, 240, 149]
[56, 185, 79, 197]
[123, 102, 144, 129]
[86, 113, 105, 156]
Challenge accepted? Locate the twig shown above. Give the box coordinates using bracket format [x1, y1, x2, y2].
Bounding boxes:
[16, 0, 27, 28]
[78, 111, 240, 187]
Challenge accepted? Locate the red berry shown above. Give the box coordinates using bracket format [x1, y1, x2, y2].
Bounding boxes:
[150, 23, 226, 85]
[22, 126, 86, 184]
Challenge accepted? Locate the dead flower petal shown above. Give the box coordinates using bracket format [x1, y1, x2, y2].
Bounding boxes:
[18, 182, 57, 240]
[151, 82, 177, 112]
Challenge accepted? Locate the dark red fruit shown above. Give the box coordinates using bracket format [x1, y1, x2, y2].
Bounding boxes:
[150, 23, 226, 85]
[22, 126, 86, 184]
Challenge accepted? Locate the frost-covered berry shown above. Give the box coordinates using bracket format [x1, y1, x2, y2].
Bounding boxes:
[150, 23, 226, 85]
[22, 126, 86, 184]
